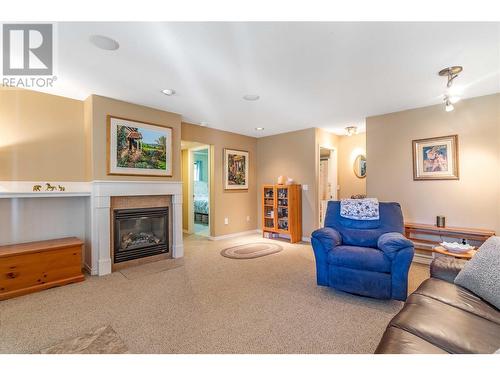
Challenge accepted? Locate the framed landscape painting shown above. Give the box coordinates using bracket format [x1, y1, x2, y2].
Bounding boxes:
[412, 135, 459, 180]
[107, 115, 173, 177]
[224, 148, 249, 190]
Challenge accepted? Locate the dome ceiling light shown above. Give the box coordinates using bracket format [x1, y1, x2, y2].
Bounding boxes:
[345, 126, 358, 136]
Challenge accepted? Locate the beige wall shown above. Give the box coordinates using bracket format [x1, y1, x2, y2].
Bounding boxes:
[338, 133, 367, 199]
[0, 88, 86, 181]
[87, 95, 182, 181]
[257, 128, 317, 237]
[367, 93, 500, 234]
[181, 122, 258, 237]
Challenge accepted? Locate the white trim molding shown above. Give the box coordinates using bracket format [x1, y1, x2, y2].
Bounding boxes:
[208, 229, 260, 241]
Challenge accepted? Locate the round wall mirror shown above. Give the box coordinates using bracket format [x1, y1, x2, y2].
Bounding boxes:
[353, 155, 367, 178]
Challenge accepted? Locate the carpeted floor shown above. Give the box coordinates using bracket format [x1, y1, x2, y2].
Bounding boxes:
[0, 234, 429, 354]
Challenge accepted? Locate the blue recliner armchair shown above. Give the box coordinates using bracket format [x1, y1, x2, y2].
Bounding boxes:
[311, 201, 414, 301]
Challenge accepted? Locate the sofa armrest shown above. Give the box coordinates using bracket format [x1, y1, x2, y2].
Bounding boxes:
[311, 227, 342, 252]
[430, 256, 467, 283]
[377, 232, 414, 259]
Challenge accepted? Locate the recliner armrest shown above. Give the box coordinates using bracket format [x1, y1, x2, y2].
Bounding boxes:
[311, 227, 342, 252]
[377, 232, 413, 258]
[430, 256, 467, 283]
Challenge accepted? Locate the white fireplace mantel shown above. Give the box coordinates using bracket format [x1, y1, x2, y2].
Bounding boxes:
[90, 180, 183, 276]
[0, 180, 184, 276]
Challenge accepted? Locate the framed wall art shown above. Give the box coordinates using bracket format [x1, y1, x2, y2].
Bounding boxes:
[224, 148, 249, 190]
[107, 115, 173, 177]
[412, 135, 459, 180]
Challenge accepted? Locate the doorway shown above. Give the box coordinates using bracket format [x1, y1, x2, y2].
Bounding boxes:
[319, 147, 338, 227]
[181, 142, 212, 237]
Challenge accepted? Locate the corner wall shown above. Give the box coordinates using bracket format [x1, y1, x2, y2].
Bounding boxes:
[338, 133, 367, 199]
[367, 93, 500, 233]
[0, 88, 86, 181]
[181, 122, 258, 237]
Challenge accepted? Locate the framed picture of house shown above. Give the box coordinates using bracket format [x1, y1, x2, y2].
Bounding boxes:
[224, 148, 249, 190]
[412, 135, 459, 180]
[107, 115, 173, 177]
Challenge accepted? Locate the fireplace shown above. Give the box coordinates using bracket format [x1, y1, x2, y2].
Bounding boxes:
[113, 207, 169, 263]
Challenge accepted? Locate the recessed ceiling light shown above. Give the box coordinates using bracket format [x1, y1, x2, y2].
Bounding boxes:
[243, 94, 260, 101]
[89, 35, 120, 51]
[161, 89, 176, 96]
[255, 127, 264, 131]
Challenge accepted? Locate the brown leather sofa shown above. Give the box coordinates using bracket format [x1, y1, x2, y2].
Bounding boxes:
[375, 257, 500, 354]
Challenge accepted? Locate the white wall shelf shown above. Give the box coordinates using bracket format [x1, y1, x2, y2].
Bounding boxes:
[0, 192, 91, 199]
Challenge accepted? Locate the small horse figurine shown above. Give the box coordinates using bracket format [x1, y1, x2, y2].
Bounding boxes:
[32, 185, 42, 192]
[45, 183, 56, 191]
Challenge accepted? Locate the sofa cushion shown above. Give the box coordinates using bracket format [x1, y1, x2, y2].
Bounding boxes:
[455, 236, 500, 310]
[390, 293, 500, 353]
[375, 326, 449, 354]
[415, 278, 500, 325]
[327, 245, 391, 273]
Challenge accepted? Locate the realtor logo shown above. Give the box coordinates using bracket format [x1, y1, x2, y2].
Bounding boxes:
[3, 24, 53, 75]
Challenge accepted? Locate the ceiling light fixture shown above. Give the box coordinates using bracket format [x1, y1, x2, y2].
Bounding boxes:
[89, 35, 120, 51]
[243, 94, 260, 101]
[161, 89, 176, 96]
[439, 66, 463, 112]
[345, 126, 357, 136]
[255, 127, 264, 131]
[444, 98, 454, 112]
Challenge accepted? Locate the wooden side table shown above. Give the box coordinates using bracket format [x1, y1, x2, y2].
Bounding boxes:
[432, 245, 476, 260]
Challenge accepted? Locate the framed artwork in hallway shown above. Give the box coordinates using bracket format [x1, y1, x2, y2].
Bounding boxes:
[224, 148, 249, 190]
[412, 135, 459, 180]
[107, 115, 173, 177]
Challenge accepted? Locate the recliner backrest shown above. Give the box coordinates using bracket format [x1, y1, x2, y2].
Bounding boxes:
[324, 201, 405, 247]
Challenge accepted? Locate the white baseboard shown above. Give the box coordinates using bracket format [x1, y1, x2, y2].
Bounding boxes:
[256, 229, 310, 243]
[208, 229, 260, 241]
[413, 252, 433, 265]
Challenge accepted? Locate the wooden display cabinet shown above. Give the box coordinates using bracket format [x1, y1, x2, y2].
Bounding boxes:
[261, 184, 302, 243]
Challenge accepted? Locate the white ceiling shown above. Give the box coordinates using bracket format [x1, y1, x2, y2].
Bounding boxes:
[37, 22, 500, 137]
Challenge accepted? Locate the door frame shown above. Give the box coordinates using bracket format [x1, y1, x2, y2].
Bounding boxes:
[318, 145, 338, 227]
[187, 145, 211, 236]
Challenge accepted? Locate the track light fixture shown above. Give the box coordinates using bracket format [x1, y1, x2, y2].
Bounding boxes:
[439, 66, 463, 112]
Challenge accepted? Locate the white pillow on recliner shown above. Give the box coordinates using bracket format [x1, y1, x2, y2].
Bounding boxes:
[454, 236, 500, 309]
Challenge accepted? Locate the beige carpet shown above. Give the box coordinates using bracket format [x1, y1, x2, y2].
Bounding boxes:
[39, 325, 129, 354]
[0, 234, 429, 354]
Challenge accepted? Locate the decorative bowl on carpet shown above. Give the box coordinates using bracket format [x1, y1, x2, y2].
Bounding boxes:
[439, 241, 475, 253]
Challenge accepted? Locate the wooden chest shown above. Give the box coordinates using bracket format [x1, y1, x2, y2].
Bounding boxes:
[0, 237, 85, 301]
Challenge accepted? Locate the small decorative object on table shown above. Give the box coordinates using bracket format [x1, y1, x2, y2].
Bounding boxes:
[439, 241, 475, 253]
[32, 185, 42, 191]
[58, 185, 66, 191]
[45, 183, 56, 191]
[433, 244, 476, 260]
